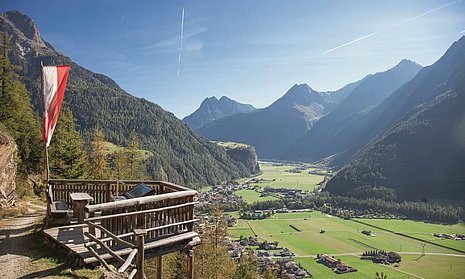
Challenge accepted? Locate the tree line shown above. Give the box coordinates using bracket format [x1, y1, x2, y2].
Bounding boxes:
[249, 192, 464, 224]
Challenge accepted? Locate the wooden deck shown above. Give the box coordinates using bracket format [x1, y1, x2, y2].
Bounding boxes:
[44, 222, 95, 263]
[44, 223, 200, 264]
[44, 179, 200, 278]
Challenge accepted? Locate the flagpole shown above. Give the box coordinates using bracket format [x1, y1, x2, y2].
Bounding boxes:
[40, 61, 50, 183]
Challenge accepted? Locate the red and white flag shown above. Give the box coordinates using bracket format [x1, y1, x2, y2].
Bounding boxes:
[41, 65, 70, 147]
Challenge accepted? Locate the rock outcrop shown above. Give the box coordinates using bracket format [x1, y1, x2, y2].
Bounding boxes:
[0, 123, 17, 207]
[216, 142, 260, 175]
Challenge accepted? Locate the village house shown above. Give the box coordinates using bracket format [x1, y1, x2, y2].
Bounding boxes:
[317, 254, 357, 274]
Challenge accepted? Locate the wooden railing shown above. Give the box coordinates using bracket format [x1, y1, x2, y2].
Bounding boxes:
[84, 190, 199, 279]
[46, 179, 200, 278]
[85, 190, 198, 242]
[48, 179, 191, 208]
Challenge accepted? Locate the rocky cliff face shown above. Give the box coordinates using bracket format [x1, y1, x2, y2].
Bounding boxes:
[0, 124, 17, 207]
[216, 142, 260, 174]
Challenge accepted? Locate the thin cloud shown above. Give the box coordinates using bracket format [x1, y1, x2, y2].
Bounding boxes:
[323, 0, 462, 54]
[140, 27, 207, 52]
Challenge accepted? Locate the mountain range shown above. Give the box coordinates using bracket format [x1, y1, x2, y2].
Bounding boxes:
[286, 59, 423, 166]
[183, 96, 257, 130]
[197, 60, 422, 161]
[197, 83, 348, 158]
[326, 36, 465, 200]
[0, 10, 257, 187]
[191, 36, 465, 201]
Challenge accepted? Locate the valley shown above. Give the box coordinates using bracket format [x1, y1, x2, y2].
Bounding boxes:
[235, 161, 326, 203]
[227, 211, 465, 278]
[1, 3, 464, 279]
[201, 161, 465, 278]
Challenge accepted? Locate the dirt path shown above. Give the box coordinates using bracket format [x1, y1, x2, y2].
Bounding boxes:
[0, 201, 46, 279]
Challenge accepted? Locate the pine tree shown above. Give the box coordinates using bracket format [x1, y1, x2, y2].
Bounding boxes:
[89, 128, 110, 179]
[48, 106, 88, 179]
[0, 31, 43, 174]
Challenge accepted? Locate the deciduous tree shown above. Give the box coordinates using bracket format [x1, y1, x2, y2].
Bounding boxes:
[89, 128, 110, 179]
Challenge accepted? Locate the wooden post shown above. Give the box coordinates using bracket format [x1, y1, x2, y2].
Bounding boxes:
[88, 212, 95, 236]
[186, 249, 194, 279]
[134, 229, 147, 279]
[156, 256, 163, 279]
[105, 183, 111, 202]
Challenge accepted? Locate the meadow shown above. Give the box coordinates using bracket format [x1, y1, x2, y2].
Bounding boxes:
[104, 141, 154, 159]
[227, 212, 465, 278]
[236, 161, 326, 203]
[235, 189, 278, 204]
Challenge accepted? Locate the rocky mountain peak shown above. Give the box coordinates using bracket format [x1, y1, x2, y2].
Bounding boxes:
[392, 59, 422, 72]
[270, 83, 325, 110]
[2, 10, 47, 47]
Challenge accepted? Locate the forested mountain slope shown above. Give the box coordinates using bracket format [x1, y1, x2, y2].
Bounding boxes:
[326, 36, 465, 200]
[0, 10, 255, 187]
[286, 60, 422, 164]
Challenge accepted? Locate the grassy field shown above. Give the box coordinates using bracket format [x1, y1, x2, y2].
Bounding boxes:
[235, 189, 278, 203]
[239, 161, 325, 192]
[358, 219, 465, 252]
[295, 256, 409, 279]
[199, 186, 212, 193]
[104, 141, 154, 159]
[227, 212, 465, 278]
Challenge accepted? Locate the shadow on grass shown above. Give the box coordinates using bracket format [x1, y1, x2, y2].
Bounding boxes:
[18, 264, 77, 279]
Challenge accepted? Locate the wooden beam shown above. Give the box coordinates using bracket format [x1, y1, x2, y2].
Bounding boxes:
[118, 248, 138, 273]
[87, 246, 113, 271]
[48, 179, 196, 192]
[85, 220, 198, 248]
[85, 191, 197, 213]
[128, 269, 137, 279]
[186, 249, 194, 279]
[85, 222, 136, 248]
[134, 229, 147, 279]
[156, 256, 163, 279]
[85, 202, 198, 222]
[84, 232, 126, 264]
[144, 232, 198, 250]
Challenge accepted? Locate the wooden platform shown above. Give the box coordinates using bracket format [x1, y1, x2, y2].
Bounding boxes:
[44, 223, 93, 262]
[44, 223, 200, 264]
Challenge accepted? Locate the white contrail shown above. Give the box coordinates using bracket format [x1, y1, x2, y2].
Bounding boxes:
[178, 8, 185, 77]
[323, 0, 462, 54]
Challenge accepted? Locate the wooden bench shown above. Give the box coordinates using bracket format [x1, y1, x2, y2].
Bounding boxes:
[46, 184, 70, 226]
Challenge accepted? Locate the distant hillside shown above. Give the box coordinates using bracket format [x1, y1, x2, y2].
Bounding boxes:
[183, 96, 257, 130]
[286, 59, 422, 164]
[0, 10, 255, 187]
[326, 36, 465, 201]
[198, 83, 352, 159]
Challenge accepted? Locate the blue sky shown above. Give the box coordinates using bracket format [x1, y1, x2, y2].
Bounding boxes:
[2, 0, 465, 117]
